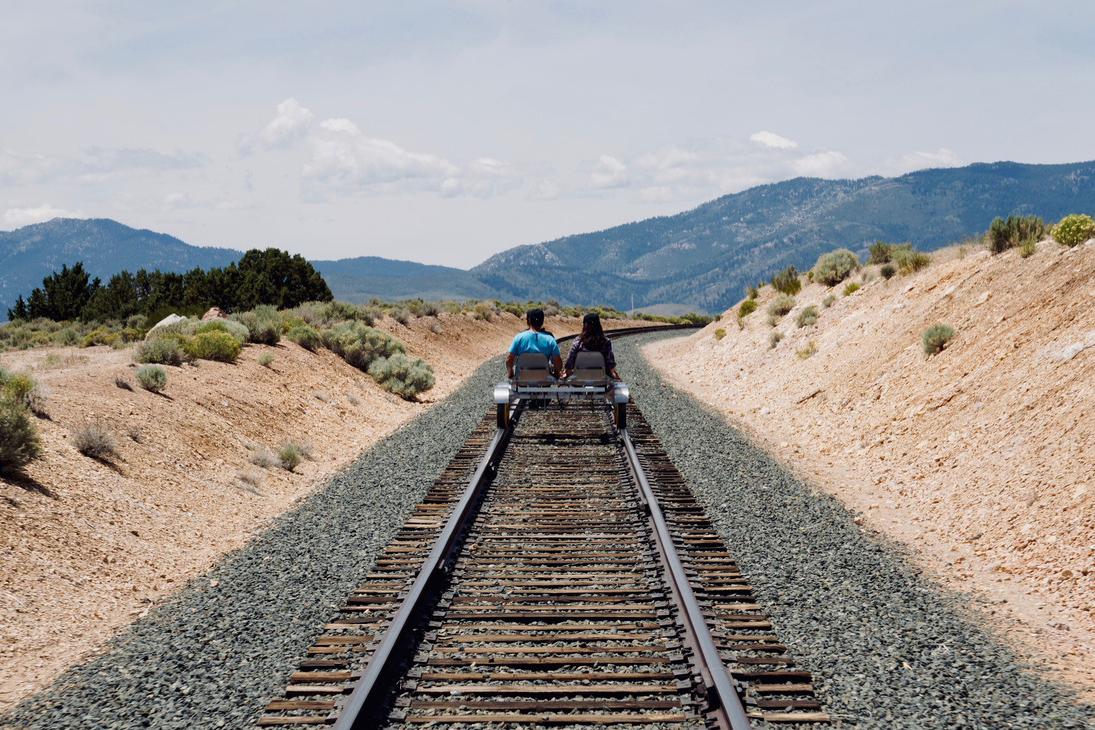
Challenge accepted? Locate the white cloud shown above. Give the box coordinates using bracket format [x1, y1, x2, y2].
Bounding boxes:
[259, 97, 314, 148]
[302, 116, 521, 198]
[589, 155, 629, 189]
[790, 150, 850, 178]
[0, 147, 206, 186]
[3, 203, 85, 227]
[749, 131, 798, 150]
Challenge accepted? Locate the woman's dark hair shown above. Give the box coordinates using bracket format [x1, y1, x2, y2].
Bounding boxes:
[580, 312, 606, 349]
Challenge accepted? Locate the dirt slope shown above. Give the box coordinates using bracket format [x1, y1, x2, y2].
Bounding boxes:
[646, 240, 1095, 697]
[0, 312, 643, 712]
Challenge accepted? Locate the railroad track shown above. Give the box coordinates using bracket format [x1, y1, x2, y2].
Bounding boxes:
[258, 334, 827, 728]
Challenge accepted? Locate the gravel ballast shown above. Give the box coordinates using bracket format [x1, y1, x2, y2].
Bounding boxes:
[617, 331, 1093, 729]
[4, 333, 1093, 729]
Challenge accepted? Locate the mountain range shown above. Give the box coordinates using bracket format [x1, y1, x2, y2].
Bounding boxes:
[2, 160, 1092, 318]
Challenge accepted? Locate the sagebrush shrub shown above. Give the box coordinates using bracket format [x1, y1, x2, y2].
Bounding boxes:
[738, 299, 758, 319]
[868, 241, 895, 265]
[278, 443, 302, 472]
[880, 263, 896, 279]
[258, 352, 275, 368]
[185, 331, 240, 363]
[796, 305, 818, 328]
[1, 371, 36, 406]
[1052, 214, 1095, 247]
[389, 308, 411, 326]
[923, 323, 956, 356]
[0, 393, 42, 471]
[713, 328, 727, 340]
[745, 285, 759, 300]
[1019, 238, 1037, 258]
[770, 265, 802, 295]
[473, 301, 497, 321]
[232, 305, 280, 345]
[766, 293, 795, 317]
[843, 282, 860, 296]
[813, 249, 859, 286]
[769, 331, 784, 349]
[72, 418, 117, 459]
[287, 324, 323, 351]
[323, 322, 406, 371]
[368, 353, 436, 400]
[796, 341, 817, 359]
[195, 319, 250, 344]
[893, 247, 931, 274]
[135, 365, 168, 392]
[250, 446, 279, 469]
[134, 335, 193, 365]
[988, 215, 1045, 254]
[822, 294, 836, 308]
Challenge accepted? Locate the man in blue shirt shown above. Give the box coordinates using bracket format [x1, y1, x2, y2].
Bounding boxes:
[506, 308, 563, 379]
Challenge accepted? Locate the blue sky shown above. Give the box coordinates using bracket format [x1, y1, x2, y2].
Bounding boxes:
[2, 1, 1093, 267]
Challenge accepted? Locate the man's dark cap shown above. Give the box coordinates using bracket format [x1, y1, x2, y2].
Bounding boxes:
[525, 308, 545, 328]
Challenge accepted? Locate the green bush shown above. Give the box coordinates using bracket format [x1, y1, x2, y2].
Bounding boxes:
[1052, 214, 1095, 247]
[868, 241, 896, 265]
[287, 324, 323, 351]
[880, 263, 897, 279]
[323, 321, 406, 371]
[738, 299, 758, 319]
[770, 265, 802, 295]
[988, 215, 1045, 254]
[0, 394, 41, 471]
[133, 334, 193, 365]
[766, 293, 795, 317]
[796, 341, 817, 359]
[822, 294, 836, 308]
[843, 282, 860, 296]
[195, 319, 250, 344]
[231, 305, 281, 345]
[134, 364, 168, 392]
[185, 331, 241, 363]
[923, 323, 956, 356]
[893, 247, 931, 274]
[258, 352, 275, 368]
[713, 328, 727, 340]
[1, 371, 37, 406]
[1019, 238, 1037, 258]
[368, 353, 436, 401]
[745, 285, 759, 300]
[278, 443, 302, 472]
[796, 305, 818, 328]
[813, 249, 859, 286]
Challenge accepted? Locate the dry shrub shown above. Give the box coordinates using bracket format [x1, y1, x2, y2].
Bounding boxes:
[72, 418, 118, 460]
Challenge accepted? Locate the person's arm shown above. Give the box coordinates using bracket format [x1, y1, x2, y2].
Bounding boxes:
[505, 352, 517, 379]
[551, 354, 564, 378]
[605, 341, 619, 380]
[562, 341, 579, 377]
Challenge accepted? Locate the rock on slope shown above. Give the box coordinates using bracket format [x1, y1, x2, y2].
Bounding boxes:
[646, 238, 1095, 697]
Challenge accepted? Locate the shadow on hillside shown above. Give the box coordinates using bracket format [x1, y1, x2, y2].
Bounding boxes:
[1, 471, 57, 499]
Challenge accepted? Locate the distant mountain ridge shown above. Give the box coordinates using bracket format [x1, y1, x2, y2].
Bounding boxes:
[474, 161, 1095, 311]
[2, 160, 1092, 318]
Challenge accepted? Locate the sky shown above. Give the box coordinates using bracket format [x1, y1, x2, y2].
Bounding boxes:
[2, 1, 1094, 268]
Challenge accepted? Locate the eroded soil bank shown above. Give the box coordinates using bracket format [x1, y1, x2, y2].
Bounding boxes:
[646, 240, 1095, 698]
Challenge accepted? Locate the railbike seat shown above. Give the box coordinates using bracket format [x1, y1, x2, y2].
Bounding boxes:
[566, 351, 610, 387]
[513, 352, 556, 386]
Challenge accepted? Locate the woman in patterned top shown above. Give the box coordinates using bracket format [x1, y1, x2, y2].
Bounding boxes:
[563, 312, 619, 380]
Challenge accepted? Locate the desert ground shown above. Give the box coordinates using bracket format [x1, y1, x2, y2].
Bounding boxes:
[646, 239, 1095, 698]
[0, 311, 645, 712]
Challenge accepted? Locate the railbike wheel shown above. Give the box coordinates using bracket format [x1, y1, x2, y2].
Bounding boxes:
[496, 403, 509, 430]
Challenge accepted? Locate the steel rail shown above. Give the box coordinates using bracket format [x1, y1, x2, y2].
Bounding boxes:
[621, 428, 755, 730]
[331, 404, 521, 730]
[331, 324, 699, 729]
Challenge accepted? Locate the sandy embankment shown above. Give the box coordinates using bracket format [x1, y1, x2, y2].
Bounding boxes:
[646, 241, 1095, 698]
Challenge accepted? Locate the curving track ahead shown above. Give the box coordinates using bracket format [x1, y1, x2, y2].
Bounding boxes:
[257, 330, 828, 728]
